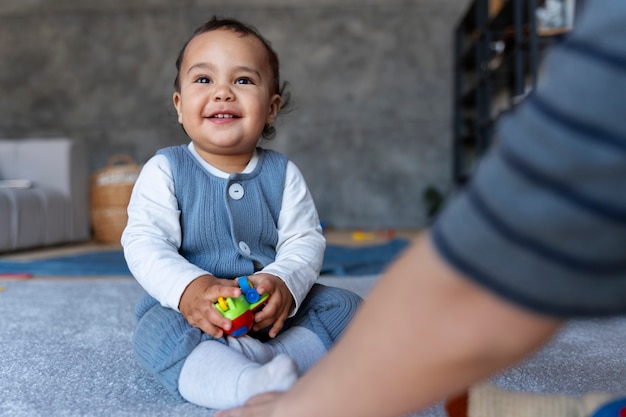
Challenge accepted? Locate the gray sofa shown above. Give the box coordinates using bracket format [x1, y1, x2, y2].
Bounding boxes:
[0, 138, 90, 252]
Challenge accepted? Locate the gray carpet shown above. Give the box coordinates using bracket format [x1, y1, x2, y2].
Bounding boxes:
[1, 277, 626, 417]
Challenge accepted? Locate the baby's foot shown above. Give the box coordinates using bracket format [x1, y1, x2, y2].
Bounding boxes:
[237, 354, 298, 403]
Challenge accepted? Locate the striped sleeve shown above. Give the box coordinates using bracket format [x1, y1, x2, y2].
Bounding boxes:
[431, 1, 626, 317]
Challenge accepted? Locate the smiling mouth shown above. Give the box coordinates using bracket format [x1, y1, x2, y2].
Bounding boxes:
[209, 113, 239, 119]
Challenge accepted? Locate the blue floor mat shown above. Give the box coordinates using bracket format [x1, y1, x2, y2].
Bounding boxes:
[0, 250, 131, 276]
[0, 239, 410, 277]
[321, 238, 410, 275]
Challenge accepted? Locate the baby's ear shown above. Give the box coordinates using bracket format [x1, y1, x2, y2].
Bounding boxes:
[267, 93, 282, 124]
[173, 92, 183, 124]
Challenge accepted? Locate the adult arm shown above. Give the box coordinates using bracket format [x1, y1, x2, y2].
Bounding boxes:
[217, 232, 561, 417]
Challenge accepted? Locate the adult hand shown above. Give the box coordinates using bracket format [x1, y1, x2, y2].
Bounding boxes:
[215, 392, 284, 417]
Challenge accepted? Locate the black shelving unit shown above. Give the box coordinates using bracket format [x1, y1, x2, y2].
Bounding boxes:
[453, 0, 542, 185]
[453, 0, 599, 187]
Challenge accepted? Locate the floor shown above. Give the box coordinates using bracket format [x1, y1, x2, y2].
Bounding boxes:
[5, 227, 626, 417]
[0, 230, 446, 417]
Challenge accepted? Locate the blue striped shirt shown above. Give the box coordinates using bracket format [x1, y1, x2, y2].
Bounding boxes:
[432, 1, 626, 317]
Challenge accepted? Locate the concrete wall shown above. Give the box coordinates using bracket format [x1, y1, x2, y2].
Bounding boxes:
[0, 0, 469, 229]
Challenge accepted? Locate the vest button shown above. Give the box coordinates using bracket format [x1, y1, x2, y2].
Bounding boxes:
[228, 183, 244, 200]
[238, 241, 251, 255]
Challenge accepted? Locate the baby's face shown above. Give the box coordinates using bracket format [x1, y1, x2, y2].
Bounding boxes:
[173, 29, 281, 166]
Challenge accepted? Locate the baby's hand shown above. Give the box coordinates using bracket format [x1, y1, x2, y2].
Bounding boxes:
[179, 275, 241, 338]
[247, 273, 294, 338]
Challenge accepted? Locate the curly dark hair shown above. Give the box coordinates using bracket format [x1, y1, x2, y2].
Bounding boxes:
[174, 16, 291, 139]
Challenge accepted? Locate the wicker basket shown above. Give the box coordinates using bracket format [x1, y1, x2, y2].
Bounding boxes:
[90, 154, 140, 243]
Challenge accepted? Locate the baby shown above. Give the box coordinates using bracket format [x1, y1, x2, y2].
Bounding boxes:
[122, 16, 362, 410]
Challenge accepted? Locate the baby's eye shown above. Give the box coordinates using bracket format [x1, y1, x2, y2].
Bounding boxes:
[235, 78, 253, 85]
[195, 76, 211, 84]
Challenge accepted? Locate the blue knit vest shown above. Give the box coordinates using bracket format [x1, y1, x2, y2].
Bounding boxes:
[157, 146, 287, 279]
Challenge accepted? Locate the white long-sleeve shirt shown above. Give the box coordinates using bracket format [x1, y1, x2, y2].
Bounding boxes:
[122, 143, 325, 315]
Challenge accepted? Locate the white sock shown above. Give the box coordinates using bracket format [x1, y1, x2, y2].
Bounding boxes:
[268, 326, 327, 375]
[227, 335, 275, 364]
[178, 340, 298, 409]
